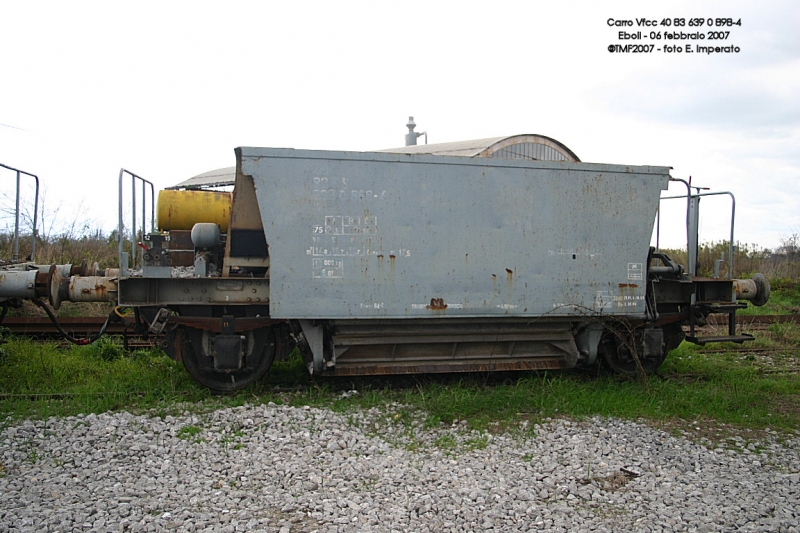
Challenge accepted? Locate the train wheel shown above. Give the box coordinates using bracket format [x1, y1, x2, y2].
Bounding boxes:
[181, 326, 276, 392]
[600, 328, 667, 376]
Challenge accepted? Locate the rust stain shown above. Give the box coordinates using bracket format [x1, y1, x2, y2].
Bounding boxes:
[426, 297, 448, 310]
[377, 254, 384, 260]
[389, 254, 396, 259]
[173, 328, 184, 362]
[618, 283, 638, 288]
[70, 280, 108, 299]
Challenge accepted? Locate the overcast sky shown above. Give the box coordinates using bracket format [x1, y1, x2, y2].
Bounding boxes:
[1, 0, 797, 250]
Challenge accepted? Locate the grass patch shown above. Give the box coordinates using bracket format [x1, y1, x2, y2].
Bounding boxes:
[278, 341, 800, 439]
[0, 335, 210, 418]
[1, 327, 798, 440]
[177, 425, 203, 441]
[739, 291, 800, 316]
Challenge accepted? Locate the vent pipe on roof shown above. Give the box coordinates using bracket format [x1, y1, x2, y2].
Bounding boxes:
[405, 117, 427, 146]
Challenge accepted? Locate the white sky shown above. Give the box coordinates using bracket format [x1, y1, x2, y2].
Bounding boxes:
[1, 0, 798, 250]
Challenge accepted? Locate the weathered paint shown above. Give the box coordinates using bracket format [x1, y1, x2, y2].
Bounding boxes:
[238, 147, 669, 320]
[170, 316, 279, 333]
[426, 298, 448, 310]
[0, 270, 38, 298]
[68, 276, 119, 302]
[118, 277, 270, 306]
[156, 189, 232, 232]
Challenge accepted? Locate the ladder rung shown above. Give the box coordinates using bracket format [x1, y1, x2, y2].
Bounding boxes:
[685, 334, 754, 346]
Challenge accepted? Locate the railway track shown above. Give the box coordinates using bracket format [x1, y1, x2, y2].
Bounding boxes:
[1, 316, 135, 336]
[2, 314, 797, 348]
[0, 316, 156, 347]
[704, 314, 800, 325]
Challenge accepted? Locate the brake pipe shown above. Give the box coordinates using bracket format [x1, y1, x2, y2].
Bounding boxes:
[31, 299, 115, 345]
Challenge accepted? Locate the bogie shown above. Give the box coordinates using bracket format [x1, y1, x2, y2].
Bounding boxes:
[181, 326, 276, 392]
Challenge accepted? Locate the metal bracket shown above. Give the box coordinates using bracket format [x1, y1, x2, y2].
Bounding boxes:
[298, 319, 325, 375]
[211, 315, 244, 371]
[574, 324, 604, 365]
[149, 308, 172, 334]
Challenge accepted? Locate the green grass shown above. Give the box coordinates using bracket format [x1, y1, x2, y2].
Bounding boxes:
[739, 281, 800, 316]
[283, 336, 800, 437]
[1, 327, 798, 440]
[0, 335, 319, 420]
[177, 425, 203, 440]
[0, 335, 208, 418]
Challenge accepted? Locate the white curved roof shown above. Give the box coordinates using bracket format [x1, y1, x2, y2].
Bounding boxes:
[166, 167, 236, 190]
[379, 134, 580, 162]
[167, 134, 580, 190]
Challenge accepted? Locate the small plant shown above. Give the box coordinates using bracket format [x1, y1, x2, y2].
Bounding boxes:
[765, 323, 800, 344]
[464, 435, 489, 450]
[433, 434, 457, 450]
[177, 425, 203, 441]
[87, 337, 126, 361]
[423, 414, 442, 429]
[25, 446, 40, 464]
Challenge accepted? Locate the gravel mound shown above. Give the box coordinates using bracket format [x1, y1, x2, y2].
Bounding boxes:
[1, 402, 798, 532]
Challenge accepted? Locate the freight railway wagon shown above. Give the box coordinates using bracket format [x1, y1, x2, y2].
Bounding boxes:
[0, 135, 770, 390]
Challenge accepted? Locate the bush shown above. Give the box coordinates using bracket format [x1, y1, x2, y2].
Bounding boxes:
[0, 229, 119, 268]
[661, 241, 800, 280]
[86, 336, 126, 361]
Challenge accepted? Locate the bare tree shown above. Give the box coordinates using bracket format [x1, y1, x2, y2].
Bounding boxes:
[776, 230, 800, 259]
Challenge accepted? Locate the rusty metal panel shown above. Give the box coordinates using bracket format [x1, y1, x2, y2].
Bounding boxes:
[237, 147, 669, 320]
[118, 277, 269, 306]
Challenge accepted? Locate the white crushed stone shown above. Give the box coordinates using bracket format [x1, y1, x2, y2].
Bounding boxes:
[1, 403, 798, 532]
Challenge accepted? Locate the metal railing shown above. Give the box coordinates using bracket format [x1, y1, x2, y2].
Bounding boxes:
[117, 169, 155, 275]
[657, 177, 736, 278]
[0, 163, 40, 262]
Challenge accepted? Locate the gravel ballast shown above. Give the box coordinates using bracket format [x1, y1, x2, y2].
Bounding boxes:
[1, 402, 798, 532]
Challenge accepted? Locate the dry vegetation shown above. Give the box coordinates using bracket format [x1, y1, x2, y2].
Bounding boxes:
[4, 228, 799, 282]
[0, 230, 119, 269]
[660, 237, 800, 280]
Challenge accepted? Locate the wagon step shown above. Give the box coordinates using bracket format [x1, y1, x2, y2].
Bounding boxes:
[685, 334, 755, 346]
[703, 303, 748, 313]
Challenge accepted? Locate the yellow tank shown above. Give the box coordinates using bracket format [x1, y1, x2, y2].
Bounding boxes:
[157, 189, 232, 232]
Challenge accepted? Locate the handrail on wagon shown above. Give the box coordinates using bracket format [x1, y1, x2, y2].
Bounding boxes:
[117, 169, 155, 275]
[658, 178, 735, 279]
[0, 163, 40, 262]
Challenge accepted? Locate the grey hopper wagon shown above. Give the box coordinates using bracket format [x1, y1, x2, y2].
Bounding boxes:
[0, 135, 771, 390]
